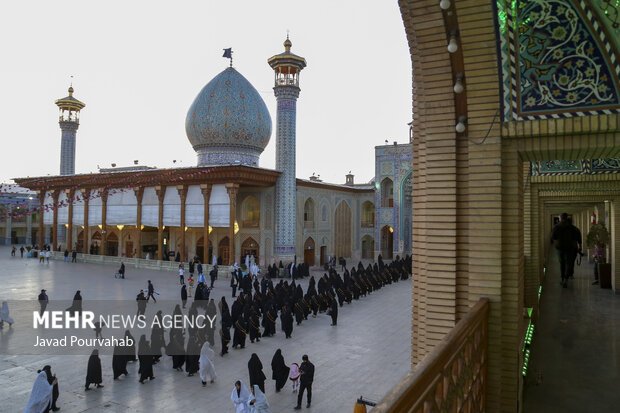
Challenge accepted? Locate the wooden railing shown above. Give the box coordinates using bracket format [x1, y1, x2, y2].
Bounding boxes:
[372, 298, 489, 413]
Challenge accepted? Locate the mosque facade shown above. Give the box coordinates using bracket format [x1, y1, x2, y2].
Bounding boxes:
[8, 39, 412, 266]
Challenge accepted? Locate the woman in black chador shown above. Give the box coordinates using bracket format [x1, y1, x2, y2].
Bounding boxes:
[84, 349, 103, 391]
[280, 305, 294, 339]
[271, 348, 290, 392]
[233, 317, 247, 349]
[167, 329, 186, 371]
[185, 334, 201, 377]
[248, 353, 267, 393]
[138, 335, 155, 383]
[65, 290, 82, 314]
[125, 330, 137, 362]
[112, 340, 129, 380]
[219, 296, 232, 356]
[151, 311, 166, 364]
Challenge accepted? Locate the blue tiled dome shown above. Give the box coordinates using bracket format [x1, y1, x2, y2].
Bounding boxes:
[186, 67, 272, 166]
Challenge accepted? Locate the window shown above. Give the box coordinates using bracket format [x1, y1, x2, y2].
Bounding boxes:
[304, 198, 315, 228]
[361, 201, 375, 227]
[242, 196, 260, 227]
[381, 178, 394, 208]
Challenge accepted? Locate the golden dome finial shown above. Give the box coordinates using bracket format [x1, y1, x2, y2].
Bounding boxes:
[68, 86, 74, 96]
[284, 31, 292, 52]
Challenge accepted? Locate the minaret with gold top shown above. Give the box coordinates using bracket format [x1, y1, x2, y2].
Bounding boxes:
[55, 85, 85, 175]
[268, 36, 306, 263]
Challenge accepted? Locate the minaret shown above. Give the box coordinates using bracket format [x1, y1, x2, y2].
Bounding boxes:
[268, 37, 306, 263]
[55, 86, 85, 175]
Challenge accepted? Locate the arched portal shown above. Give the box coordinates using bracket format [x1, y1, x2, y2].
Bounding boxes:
[304, 198, 315, 228]
[196, 237, 213, 264]
[241, 237, 259, 264]
[218, 236, 229, 265]
[304, 237, 315, 266]
[107, 232, 119, 257]
[380, 225, 393, 260]
[334, 201, 352, 258]
[361, 235, 374, 260]
[361, 201, 375, 227]
[90, 231, 101, 255]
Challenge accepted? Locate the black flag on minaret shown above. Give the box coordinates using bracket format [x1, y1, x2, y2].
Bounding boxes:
[222, 48, 232, 58]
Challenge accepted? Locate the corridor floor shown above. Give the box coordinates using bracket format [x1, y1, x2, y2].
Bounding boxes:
[522, 254, 620, 412]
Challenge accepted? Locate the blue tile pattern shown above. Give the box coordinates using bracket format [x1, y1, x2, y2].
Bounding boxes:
[185, 67, 272, 166]
[495, 0, 620, 121]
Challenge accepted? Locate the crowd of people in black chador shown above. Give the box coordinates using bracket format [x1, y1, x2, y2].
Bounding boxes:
[24, 254, 411, 412]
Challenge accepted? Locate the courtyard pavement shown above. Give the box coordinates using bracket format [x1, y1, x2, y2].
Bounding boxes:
[0, 247, 412, 412]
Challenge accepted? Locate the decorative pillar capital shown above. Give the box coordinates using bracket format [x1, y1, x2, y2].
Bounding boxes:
[133, 187, 144, 204]
[177, 185, 187, 201]
[225, 183, 240, 202]
[200, 183, 212, 199]
[100, 188, 109, 203]
[155, 186, 166, 203]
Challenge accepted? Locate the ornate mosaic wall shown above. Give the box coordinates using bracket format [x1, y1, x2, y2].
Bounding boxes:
[496, 0, 620, 121]
[531, 157, 620, 175]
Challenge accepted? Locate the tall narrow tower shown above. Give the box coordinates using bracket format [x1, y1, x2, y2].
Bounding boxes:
[55, 86, 85, 175]
[268, 37, 306, 263]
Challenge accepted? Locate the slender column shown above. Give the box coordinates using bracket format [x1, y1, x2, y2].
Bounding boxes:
[201, 184, 212, 265]
[134, 187, 144, 259]
[67, 189, 74, 252]
[52, 190, 59, 251]
[178, 185, 187, 262]
[101, 189, 108, 256]
[226, 183, 239, 265]
[38, 192, 45, 250]
[155, 186, 166, 260]
[83, 189, 90, 253]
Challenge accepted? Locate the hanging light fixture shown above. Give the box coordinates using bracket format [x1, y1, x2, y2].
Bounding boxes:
[117, 225, 124, 231]
[456, 116, 467, 133]
[453, 74, 465, 94]
[439, 0, 451, 9]
[447, 33, 458, 53]
[208, 226, 213, 234]
[234, 220, 239, 235]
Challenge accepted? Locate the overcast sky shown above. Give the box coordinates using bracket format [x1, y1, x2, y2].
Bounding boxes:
[0, 1, 411, 186]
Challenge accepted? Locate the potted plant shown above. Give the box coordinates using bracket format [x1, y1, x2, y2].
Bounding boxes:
[586, 223, 611, 288]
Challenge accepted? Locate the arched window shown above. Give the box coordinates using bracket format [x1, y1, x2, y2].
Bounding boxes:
[242, 196, 260, 228]
[321, 204, 328, 222]
[381, 178, 394, 208]
[334, 201, 352, 258]
[361, 201, 375, 227]
[304, 198, 315, 228]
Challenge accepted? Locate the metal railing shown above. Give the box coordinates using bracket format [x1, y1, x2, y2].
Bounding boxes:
[372, 298, 489, 413]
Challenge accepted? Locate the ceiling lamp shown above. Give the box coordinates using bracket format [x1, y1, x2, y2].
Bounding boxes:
[439, 0, 451, 9]
[447, 34, 458, 53]
[454, 74, 465, 94]
[456, 116, 467, 133]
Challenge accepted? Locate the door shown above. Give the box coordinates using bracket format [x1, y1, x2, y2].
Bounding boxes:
[304, 237, 315, 266]
[125, 241, 134, 258]
[320, 246, 326, 265]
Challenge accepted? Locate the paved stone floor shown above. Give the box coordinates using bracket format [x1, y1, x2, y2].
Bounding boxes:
[523, 254, 620, 412]
[0, 247, 411, 412]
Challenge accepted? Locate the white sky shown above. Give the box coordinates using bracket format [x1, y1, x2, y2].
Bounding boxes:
[0, 0, 411, 186]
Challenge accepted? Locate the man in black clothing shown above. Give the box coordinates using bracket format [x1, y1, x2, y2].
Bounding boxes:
[295, 354, 315, 409]
[147, 280, 157, 302]
[136, 290, 147, 316]
[38, 289, 48, 314]
[71, 249, 77, 262]
[551, 212, 582, 288]
[210, 266, 218, 288]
